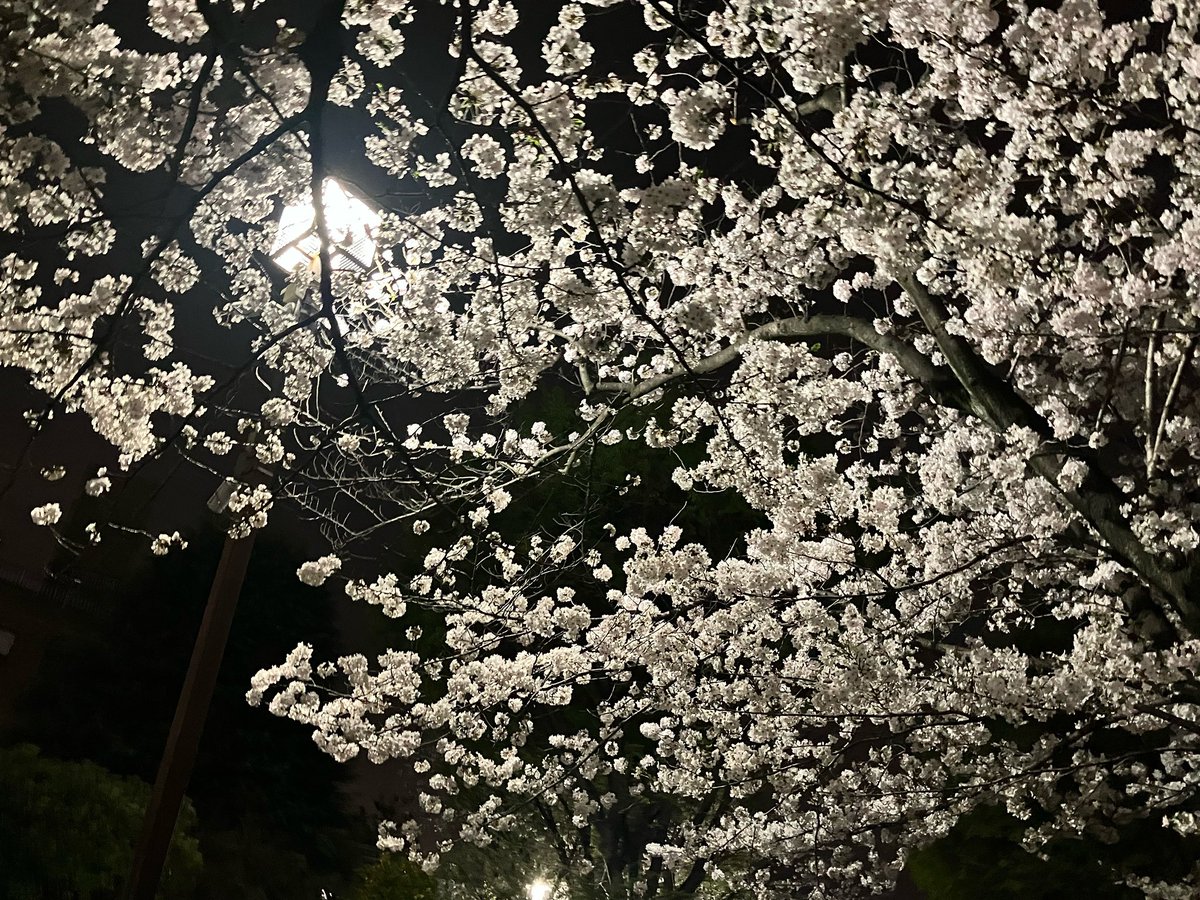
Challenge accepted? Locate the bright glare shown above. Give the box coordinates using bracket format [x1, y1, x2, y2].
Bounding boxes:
[528, 879, 552, 900]
[270, 178, 380, 274]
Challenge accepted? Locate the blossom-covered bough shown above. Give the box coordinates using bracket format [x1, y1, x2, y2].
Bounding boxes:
[5, 0, 1200, 896]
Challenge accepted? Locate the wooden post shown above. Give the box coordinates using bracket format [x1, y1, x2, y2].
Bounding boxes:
[123, 531, 256, 899]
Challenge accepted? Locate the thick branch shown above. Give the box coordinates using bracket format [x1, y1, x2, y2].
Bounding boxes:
[596, 277, 1198, 632]
[592, 313, 972, 411]
[895, 273, 1200, 632]
[303, 0, 398, 447]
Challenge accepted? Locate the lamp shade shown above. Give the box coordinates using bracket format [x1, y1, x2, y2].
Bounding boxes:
[270, 179, 380, 274]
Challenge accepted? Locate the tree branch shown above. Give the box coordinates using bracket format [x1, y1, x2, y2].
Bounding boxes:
[1145, 312, 1163, 474]
[1148, 334, 1197, 481]
[895, 272, 1200, 632]
[592, 313, 972, 411]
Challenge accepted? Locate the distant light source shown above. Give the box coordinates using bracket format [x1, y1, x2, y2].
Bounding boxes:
[528, 880, 552, 900]
[270, 178, 379, 275]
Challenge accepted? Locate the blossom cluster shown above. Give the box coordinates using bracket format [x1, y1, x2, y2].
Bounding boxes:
[9, 0, 1200, 897]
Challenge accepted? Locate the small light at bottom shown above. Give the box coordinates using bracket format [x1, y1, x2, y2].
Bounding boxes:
[528, 879, 552, 900]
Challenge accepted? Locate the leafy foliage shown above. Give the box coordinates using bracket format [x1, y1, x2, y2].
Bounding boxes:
[347, 854, 438, 900]
[907, 806, 1154, 900]
[0, 744, 201, 900]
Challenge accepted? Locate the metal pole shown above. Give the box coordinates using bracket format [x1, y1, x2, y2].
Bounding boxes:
[123, 531, 256, 899]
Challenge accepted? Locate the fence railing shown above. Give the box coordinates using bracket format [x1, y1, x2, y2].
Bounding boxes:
[0, 560, 116, 615]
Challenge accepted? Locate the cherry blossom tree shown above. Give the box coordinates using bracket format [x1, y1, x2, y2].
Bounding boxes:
[5, 0, 1200, 896]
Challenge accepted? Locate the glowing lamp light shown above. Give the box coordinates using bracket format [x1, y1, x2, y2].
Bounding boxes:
[270, 178, 380, 275]
[528, 880, 553, 900]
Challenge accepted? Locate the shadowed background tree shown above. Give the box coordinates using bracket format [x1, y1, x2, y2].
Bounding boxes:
[0, 744, 201, 900]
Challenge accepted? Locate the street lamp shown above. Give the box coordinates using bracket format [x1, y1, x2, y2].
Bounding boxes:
[270, 177, 380, 275]
[270, 178, 386, 338]
[124, 178, 382, 900]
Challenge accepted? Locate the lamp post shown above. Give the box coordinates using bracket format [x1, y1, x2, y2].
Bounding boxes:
[123, 179, 378, 900]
